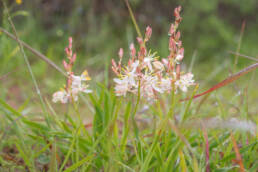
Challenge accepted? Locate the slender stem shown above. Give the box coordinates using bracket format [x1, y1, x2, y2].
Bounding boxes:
[132, 81, 141, 139]
[181, 84, 199, 122]
[124, 0, 143, 38]
[233, 21, 245, 72]
[2, 1, 50, 127]
[167, 82, 176, 118]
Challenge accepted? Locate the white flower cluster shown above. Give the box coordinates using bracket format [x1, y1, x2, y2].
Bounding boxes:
[112, 7, 195, 100]
[53, 71, 92, 103]
[113, 51, 195, 99]
[52, 37, 92, 104]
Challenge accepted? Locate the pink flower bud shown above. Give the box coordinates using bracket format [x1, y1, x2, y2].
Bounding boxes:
[169, 24, 175, 35]
[130, 43, 136, 58]
[169, 37, 176, 51]
[112, 66, 119, 76]
[118, 48, 123, 59]
[65, 47, 70, 56]
[112, 59, 117, 68]
[111, 59, 119, 75]
[140, 46, 146, 56]
[145, 26, 152, 41]
[137, 37, 143, 45]
[176, 64, 181, 79]
[179, 48, 184, 55]
[162, 58, 168, 66]
[63, 60, 68, 70]
[176, 31, 181, 40]
[72, 53, 77, 63]
[68, 37, 73, 49]
[128, 59, 132, 67]
[174, 6, 181, 18]
[174, 6, 182, 24]
[177, 40, 182, 47]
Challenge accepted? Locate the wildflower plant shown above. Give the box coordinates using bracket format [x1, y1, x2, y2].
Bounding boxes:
[52, 37, 92, 103]
[112, 6, 195, 100]
[1, 1, 257, 171]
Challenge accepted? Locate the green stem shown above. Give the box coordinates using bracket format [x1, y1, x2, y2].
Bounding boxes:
[167, 83, 176, 118]
[181, 84, 199, 122]
[124, 0, 143, 38]
[132, 81, 141, 139]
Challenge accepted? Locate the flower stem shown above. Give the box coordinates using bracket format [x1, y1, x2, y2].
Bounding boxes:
[124, 0, 143, 39]
[131, 81, 141, 139]
[168, 82, 176, 119]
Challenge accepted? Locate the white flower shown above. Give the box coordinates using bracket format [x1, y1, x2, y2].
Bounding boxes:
[175, 73, 195, 92]
[143, 53, 155, 71]
[52, 70, 91, 104]
[71, 70, 91, 88]
[175, 54, 183, 61]
[71, 75, 82, 88]
[128, 60, 139, 74]
[152, 61, 164, 71]
[80, 84, 92, 93]
[160, 77, 172, 93]
[140, 75, 161, 99]
[114, 78, 130, 96]
[71, 70, 92, 94]
[52, 90, 69, 104]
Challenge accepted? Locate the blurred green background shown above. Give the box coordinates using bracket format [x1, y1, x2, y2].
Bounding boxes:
[0, 0, 257, 107]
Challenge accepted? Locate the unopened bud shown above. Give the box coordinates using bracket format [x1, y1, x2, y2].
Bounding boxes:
[63, 60, 68, 70]
[169, 24, 175, 36]
[176, 64, 181, 79]
[174, 6, 181, 18]
[71, 53, 77, 63]
[137, 37, 143, 45]
[162, 58, 168, 66]
[175, 31, 181, 40]
[111, 59, 117, 68]
[145, 26, 152, 41]
[118, 48, 123, 59]
[169, 37, 176, 51]
[68, 37, 73, 49]
[130, 43, 136, 58]
[140, 46, 146, 56]
[65, 47, 70, 56]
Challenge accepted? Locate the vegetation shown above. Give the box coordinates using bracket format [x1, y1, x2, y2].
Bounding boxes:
[0, 0, 257, 171]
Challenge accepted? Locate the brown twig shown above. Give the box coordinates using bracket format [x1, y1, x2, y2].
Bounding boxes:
[228, 51, 258, 62]
[0, 27, 67, 77]
[181, 63, 258, 101]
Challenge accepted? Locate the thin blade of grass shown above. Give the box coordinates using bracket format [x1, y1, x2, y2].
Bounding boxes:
[50, 139, 58, 172]
[15, 142, 35, 171]
[202, 126, 210, 172]
[230, 133, 245, 172]
[181, 84, 199, 122]
[59, 127, 81, 172]
[179, 150, 187, 172]
[233, 21, 245, 72]
[124, 0, 143, 38]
